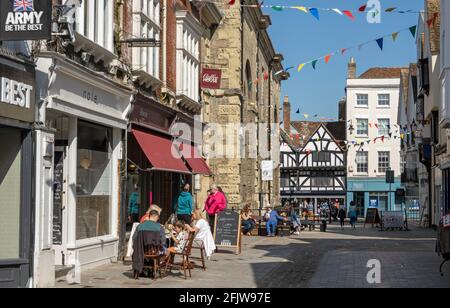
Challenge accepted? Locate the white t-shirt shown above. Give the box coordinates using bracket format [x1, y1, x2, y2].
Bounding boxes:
[195, 219, 210, 239]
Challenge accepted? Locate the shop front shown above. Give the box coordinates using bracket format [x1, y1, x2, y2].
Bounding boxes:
[0, 54, 36, 287]
[347, 178, 403, 217]
[35, 52, 134, 273]
[127, 94, 211, 226]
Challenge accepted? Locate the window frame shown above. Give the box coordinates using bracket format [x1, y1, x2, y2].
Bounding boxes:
[356, 118, 369, 136]
[356, 151, 369, 174]
[378, 151, 391, 173]
[356, 94, 369, 107]
[378, 94, 391, 107]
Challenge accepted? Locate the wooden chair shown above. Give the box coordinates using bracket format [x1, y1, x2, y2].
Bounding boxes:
[191, 239, 206, 270]
[134, 245, 163, 280]
[165, 231, 196, 279]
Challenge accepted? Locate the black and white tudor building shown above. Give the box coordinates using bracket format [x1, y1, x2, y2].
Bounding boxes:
[280, 121, 347, 214]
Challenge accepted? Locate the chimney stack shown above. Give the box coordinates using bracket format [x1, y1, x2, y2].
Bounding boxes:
[347, 57, 356, 79]
[283, 96, 291, 135]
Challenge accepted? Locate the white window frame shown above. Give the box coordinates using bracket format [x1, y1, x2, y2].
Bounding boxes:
[356, 118, 369, 137]
[176, 11, 201, 102]
[132, 0, 161, 78]
[75, 0, 114, 52]
[378, 151, 390, 173]
[356, 151, 369, 174]
[378, 94, 391, 107]
[378, 118, 390, 136]
[356, 94, 369, 107]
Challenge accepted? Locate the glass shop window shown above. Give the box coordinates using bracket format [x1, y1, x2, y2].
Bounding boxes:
[76, 120, 112, 240]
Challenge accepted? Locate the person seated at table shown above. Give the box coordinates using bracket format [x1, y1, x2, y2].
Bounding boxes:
[140, 204, 162, 223]
[166, 221, 188, 258]
[184, 209, 216, 259]
[134, 210, 166, 248]
[241, 203, 256, 236]
[132, 210, 166, 278]
[265, 206, 287, 237]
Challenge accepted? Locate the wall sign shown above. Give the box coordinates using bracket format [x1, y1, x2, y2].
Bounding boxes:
[0, 0, 52, 41]
[201, 68, 222, 89]
[262, 160, 274, 181]
[0, 62, 35, 123]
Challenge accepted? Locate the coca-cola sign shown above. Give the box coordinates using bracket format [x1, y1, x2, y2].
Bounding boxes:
[201, 68, 222, 89]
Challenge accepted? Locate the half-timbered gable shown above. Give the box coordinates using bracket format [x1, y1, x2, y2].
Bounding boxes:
[280, 122, 347, 206]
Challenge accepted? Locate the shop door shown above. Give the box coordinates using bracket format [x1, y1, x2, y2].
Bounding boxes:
[53, 146, 68, 266]
[354, 192, 365, 217]
[0, 127, 32, 287]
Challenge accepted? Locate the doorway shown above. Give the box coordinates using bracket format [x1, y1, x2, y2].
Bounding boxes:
[354, 192, 365, 217]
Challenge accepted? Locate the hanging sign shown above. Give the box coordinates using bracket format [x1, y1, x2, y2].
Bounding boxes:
[0, 0, 52, 41]
[201, 68, 222, 89]
[262, 160, 274, 181]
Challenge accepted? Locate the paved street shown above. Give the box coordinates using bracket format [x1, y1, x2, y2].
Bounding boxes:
[55, 223, 450, 288]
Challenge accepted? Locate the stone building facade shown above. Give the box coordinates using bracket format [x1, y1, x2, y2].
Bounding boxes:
[199, 1, 288, 211]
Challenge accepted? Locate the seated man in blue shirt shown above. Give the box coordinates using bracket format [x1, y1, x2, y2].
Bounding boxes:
[265, 207, 287, 237]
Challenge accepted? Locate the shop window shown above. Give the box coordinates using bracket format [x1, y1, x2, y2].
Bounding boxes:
[369, 192, 389, 212]
[76, 120, 112, 240]
[0, 127, 22, 259]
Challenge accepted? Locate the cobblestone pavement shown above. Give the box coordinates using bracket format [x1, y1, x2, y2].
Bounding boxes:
[55, 224, 450, 288]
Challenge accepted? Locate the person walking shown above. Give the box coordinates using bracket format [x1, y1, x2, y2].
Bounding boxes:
[176, 183, 194, 225]
[338, 207, 347, 230]
[204, 184, 227, 233]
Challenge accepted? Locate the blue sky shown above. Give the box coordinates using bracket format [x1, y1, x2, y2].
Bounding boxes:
[263, 0, 424, 121]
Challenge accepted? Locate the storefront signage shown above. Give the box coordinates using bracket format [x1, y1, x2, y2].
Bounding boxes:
[0, 62, 35, 123]
[369, 198, 379, 208]
[1, 77, 33, 108]
[201, 68, 222, 89]
[0, 0, 52, 41]
[214, 210, 241, 255]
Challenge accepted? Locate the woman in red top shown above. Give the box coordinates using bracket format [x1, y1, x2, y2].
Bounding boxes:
[204, 185, 227, 232]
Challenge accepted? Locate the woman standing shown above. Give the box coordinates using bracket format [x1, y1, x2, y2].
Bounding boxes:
[176, 183, 194, 224]
[204, 184, 227, 232]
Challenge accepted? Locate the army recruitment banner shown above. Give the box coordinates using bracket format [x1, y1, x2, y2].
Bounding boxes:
[0, 0, 52, 41]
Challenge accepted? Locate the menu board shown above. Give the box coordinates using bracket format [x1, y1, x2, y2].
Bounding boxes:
[52, 151, 64, 245]
[364, 208, 380, 227]
[214, 210, 241, 254]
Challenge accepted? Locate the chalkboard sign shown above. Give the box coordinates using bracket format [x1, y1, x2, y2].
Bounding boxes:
[52, 151, 64, 245]
[214, 210, 241, 254]
[364, 208, 380, 227]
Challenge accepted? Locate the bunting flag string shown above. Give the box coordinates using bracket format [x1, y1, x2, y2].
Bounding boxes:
[285, 25, 420, 75]
[239, 3, 428, 21]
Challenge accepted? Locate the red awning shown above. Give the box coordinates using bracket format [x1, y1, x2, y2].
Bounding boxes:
[132, 128, 191, 174]
[181, 143, 213, 175]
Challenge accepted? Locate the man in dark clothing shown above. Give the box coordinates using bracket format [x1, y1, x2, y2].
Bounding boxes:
[134, 210, 166, 245]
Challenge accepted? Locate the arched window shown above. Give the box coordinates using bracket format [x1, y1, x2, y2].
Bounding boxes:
[245, 61, 252, 100]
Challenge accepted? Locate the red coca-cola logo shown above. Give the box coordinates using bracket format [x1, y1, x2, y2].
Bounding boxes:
[201, 68, 221, 89]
